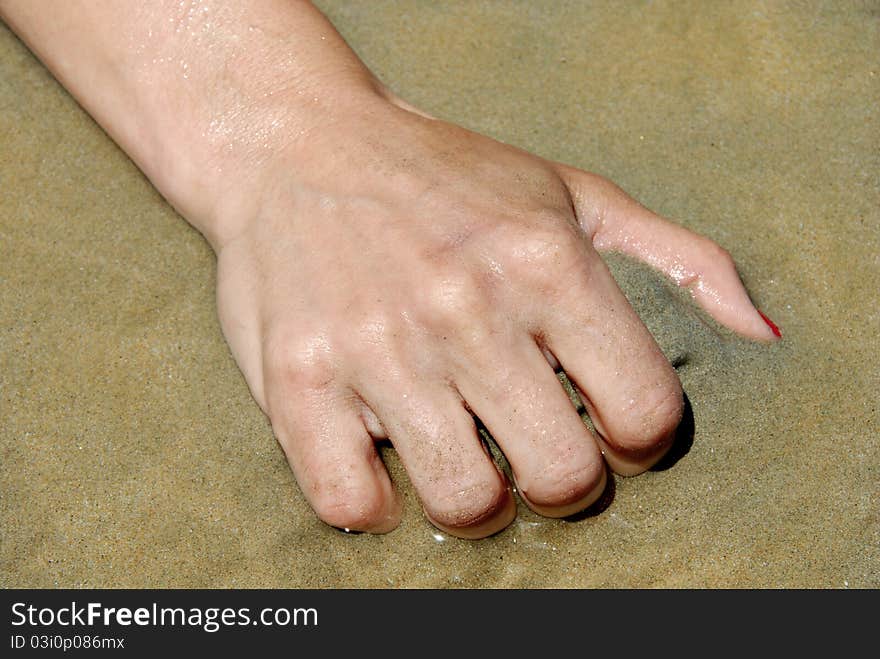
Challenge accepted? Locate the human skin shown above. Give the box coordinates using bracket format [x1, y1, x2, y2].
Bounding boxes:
[0, 0, 779, 539]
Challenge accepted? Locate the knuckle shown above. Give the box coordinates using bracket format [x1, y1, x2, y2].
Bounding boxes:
[310, 485, 387, 531]
[644, 377, 685, 437]
[521, 457, 605, 508]
[418, 270, 489, 327]
[263, 328, 335, 392]
[501, 222, 586, 286]
[702, 239, 735, 269]
[425, 479, 508, 530]
[621, 378, 684, 451]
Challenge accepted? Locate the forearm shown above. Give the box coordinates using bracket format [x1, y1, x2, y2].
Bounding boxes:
[0, 0, 387, 246]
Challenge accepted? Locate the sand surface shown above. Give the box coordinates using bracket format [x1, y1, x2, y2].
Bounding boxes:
[2, 1, 877, 588]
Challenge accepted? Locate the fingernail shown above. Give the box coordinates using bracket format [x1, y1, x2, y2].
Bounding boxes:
[758, 310, 782, 338]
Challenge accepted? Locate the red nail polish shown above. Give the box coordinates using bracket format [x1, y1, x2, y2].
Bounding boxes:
[758, 310, 782, 338]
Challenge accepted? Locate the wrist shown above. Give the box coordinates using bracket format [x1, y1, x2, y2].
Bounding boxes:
[121, 12, 395, 251]
[162, 76, 393, 251]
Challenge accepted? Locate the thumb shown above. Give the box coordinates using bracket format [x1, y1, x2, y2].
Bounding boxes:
[555, 163, 781, 342]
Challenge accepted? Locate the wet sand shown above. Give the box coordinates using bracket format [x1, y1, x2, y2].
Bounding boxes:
[1, 1, 877, 588]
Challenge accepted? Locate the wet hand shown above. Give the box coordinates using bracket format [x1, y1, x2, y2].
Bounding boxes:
[212, 98, 777, 539]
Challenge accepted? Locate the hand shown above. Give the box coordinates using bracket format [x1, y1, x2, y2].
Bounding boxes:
[213, 95, 777, 538]
[0, 0, 778, 540]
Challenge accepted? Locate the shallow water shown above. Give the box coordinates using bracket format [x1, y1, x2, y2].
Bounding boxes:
[1, 1, 877, 587]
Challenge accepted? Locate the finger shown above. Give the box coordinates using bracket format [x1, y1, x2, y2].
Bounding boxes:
[540, 243, 684, 476]
[267, 384, 401, 534]
[359, 376, 515, 539]
[556, 164, 780, 342]
[573, 383, 675, 476]
[454, 336, 607, 518]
